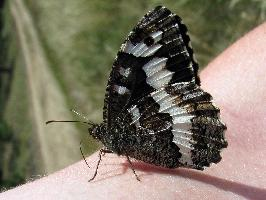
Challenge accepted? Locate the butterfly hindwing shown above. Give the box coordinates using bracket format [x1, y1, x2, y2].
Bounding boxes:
[127, 81, 227, 168]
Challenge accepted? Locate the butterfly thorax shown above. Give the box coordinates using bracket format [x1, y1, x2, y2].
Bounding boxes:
[89, 119, 132, 155]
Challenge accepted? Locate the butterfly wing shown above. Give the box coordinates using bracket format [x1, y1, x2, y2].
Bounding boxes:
[103, 6, 227, 169]
[127, 83, 227, 169]
[103, 5, 199, 126]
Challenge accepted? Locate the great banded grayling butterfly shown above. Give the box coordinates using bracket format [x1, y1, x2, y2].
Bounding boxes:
[86, 5, 228, 181]
[49, 6, 227, 181]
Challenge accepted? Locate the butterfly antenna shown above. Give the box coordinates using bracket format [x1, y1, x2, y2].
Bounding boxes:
[45, 120, 94, 126]
[71, 109, 88, 120]
[46, 109, 95, 126]
[71, 108, 95, 125]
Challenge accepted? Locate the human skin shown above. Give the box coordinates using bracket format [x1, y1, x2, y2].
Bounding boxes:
[1, 23, 266, 200]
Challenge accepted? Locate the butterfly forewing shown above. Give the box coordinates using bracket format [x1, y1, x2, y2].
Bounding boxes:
[104, 6, 197, 125]
[103, 6, 227, 169]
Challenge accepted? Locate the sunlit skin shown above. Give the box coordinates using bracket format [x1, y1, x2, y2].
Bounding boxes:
[1, 23, 265, 200]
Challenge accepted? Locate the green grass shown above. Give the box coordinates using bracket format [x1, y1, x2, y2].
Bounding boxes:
[0, 53, 36, 189]
[0, 3, 40, 189]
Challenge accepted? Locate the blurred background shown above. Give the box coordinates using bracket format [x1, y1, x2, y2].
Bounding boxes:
[0, 0, 265, 190]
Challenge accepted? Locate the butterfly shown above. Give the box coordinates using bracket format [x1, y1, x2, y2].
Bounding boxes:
[84, 6, 227, 181]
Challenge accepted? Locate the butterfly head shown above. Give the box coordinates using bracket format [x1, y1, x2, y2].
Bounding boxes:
[88, 123, 107, 141]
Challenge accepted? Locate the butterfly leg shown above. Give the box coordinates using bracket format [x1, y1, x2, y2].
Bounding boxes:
[80, 141, 90, 168]
[101, 148, 113, 156]
[126, 156, 140, 181]
[88, 148, 113, 182]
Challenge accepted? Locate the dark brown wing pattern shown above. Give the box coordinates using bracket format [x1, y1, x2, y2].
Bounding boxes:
[102, 6, 227, 169]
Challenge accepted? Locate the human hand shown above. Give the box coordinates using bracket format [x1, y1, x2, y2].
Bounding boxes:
[1, 23, 266, 200]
